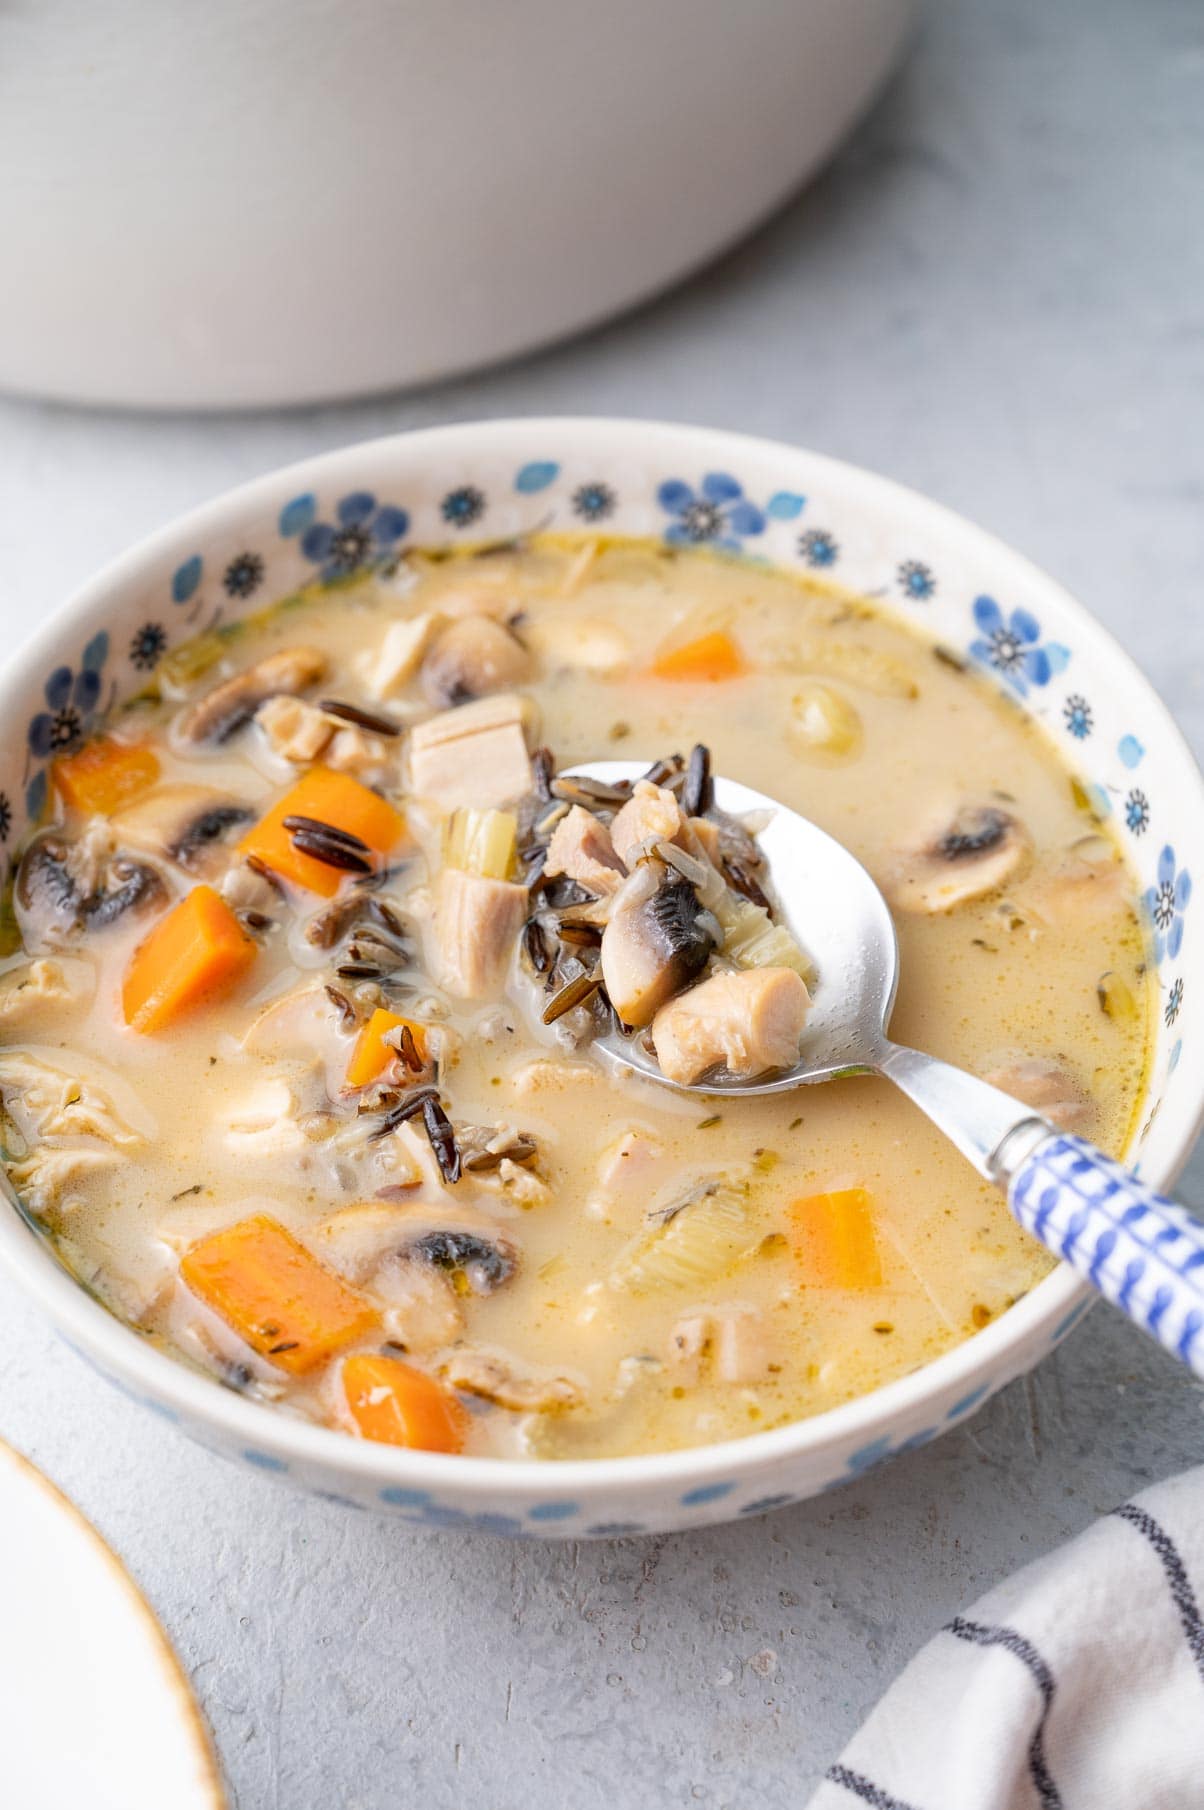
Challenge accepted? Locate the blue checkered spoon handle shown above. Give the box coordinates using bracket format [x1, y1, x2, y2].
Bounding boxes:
[1005, 1131, 1204, 1374]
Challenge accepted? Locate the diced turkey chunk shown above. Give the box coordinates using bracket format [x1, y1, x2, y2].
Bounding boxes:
[6, 1144, 120, 1214]
[434, 868, 527, 998]
[408, 693, 533, 810]
[526, 615, 630, 675]
[256, 695, 333, 763]
[890, 805, 1031, 914]
[596, 1129, 663, 1194]
[651, 967, 811, 1084]
[609, 780, 690, 869]
[217, 1077, 309, 1157]
[421, 615, 531, 708]
[0, 1052, 146, 1150]
[984, 1056, 1092, 1131]
[0, 958, 93, 1026]
[362, 612, 443, 700]
[543, 806, 627, 898]
[666, 1307, 774, 1384]
[440, 1347, 582, 1413]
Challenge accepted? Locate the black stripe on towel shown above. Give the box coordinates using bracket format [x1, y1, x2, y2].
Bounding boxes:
[1111, 1501, 1204, 1684]
[946, 1617, 1063, 1810]
[825, 1763, 922, 1810]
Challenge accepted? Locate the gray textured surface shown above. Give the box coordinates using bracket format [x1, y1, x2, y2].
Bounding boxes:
[1, 2, 1203, 1804]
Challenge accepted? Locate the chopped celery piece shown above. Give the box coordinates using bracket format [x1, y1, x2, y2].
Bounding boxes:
[444, 807, 518, 880]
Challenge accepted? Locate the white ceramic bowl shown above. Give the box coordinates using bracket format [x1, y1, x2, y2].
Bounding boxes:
[1, 420, 1200, 1537]
[0, 0, 913, 408]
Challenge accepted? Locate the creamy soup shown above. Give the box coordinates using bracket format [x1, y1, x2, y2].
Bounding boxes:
[0, 539, 1151, 1459]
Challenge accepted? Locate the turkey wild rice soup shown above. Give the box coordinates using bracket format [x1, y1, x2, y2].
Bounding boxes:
[0, 537, 1151, 1459]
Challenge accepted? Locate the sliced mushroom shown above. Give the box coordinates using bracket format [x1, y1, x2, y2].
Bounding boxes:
[111, 784, 253, 876]
[177, 645, 327, 743]
[407, 1227, 517, 1293]
[457, 1123, 540, 1174]
[16, 828, 166, 941]
[983, 1056, 1093, 1131]
[440, 1347, 582, 1413]
[420, 615, 531, 708]
[599, 863, 720, 1028]
[889, 805, 1032, 914]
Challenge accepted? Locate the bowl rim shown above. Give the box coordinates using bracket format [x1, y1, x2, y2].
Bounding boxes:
[2, 415, 1202, 1502]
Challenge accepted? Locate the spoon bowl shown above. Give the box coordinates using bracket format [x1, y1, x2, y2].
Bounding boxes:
[569, 761, 900, 1093]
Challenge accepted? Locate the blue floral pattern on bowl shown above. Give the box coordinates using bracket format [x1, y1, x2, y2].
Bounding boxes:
[968, 596, 1070, 695]
[298, 491, 409, 581]
[1147, 845, 1191, 962]
[657, 472, 766, 550]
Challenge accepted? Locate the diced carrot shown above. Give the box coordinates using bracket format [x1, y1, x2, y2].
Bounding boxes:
[55, 738, 160, 815]
[341, 1353, 467, 1454]
[790, 1187, 883, 1289]
[345, 1007, 429, 1089]
[237, 766, 405, 897]
[651, 630, 746, 683]
[180, 1214, 378, 1375]
[122, 884, 256, 1034]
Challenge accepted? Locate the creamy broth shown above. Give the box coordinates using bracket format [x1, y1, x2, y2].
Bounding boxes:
[0, 539, 1151, 1459]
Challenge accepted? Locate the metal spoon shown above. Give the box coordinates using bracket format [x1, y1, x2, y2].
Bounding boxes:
[569, 761, 1204, 1377]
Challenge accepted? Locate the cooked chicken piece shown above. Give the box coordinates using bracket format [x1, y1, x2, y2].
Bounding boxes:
[440, 1347, 582, 1413]
[0, 958, 94, 1027]
[596, 1129, 663, 1194]
[434, 868, 527, 998]
[217, 1077, 310, 1156]
[609, 780, 691, 870]
[471, 1158, 551, 1208]
[111, 783, 253, 875]
[666, 1313, 710, 1385]
[0, 1052, 146, 1150]
[408, 693, 533, 810]
[361, 612, 443, 700]
[378, 1263, 464, 1352]
[651, 967, 811, 1084]
[240, 983, 345, 1058]
[6, 1144, 120, 1214]
[525, 615, 630, 676]
[543, 806, 627, 898]
[177, 646, 327, 743]
[510, 1056, 603, 1098]
[712, 1308, 774, 1383]
[889, 805, 1031, 914]
[255, 695, 334, 762]
[666, 1307, 774, 1384]
[599, 863, 719, 1028]
[983, 1056, 1092, 1131]
[421, 615, 531, 708]
[325, 724, 393, 777]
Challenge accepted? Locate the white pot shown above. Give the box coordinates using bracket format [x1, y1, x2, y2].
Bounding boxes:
[0, 0, 913, 409]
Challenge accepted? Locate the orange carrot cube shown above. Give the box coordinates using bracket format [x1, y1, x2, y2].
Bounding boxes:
[122, 884, 256, 1034]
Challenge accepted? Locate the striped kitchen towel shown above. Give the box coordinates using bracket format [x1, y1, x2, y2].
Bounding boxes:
[808, 1466, 1204, 1810]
